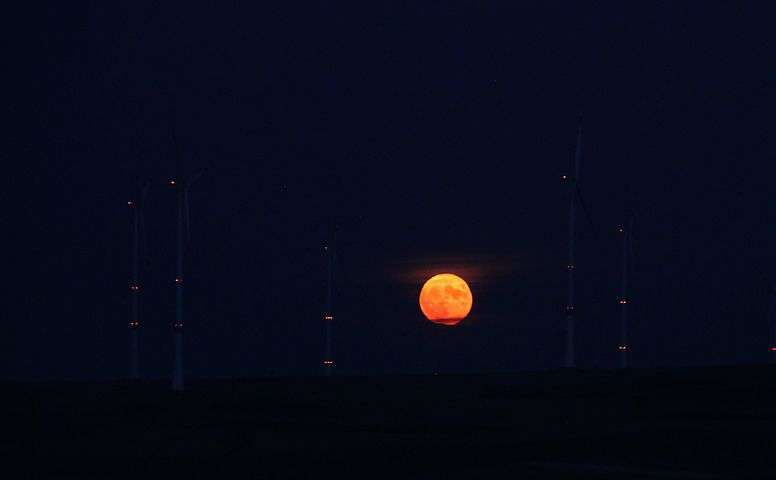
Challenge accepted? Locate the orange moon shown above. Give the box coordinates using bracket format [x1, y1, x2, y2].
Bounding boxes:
[419, 273, 473, 325]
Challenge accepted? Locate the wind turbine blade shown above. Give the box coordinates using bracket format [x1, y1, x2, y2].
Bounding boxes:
[184, 188, 191, 243]
[166, 91, 183, 178]
[574, 118, 582, 179]
[188, 168, 206, 187]
[140, 210, 148, 267]
[575, 185, 597, 237]
[140, 182, 151, 266]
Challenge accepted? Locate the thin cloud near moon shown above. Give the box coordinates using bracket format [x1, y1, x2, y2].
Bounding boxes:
[386, 252, 526, 287]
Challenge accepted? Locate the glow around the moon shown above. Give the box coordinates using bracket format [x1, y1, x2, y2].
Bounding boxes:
[419, 273, 473, 325]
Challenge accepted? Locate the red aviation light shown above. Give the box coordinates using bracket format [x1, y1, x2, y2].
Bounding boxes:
[770, 347, 776, 352]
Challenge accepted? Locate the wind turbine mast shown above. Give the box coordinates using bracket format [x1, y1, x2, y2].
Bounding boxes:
[172, 173, 185, 391]
[617, 217, 634, 368]
[166, 96, 207, 389]
[769, 285, 776, 363]
[128, 182, 149, 379]
[169, 167, 205, 391]
[322, 231, 336, 376]
[564, 121, 582, 369]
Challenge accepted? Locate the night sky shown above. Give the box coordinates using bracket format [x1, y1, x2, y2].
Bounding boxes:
[11, 2, 775, 380]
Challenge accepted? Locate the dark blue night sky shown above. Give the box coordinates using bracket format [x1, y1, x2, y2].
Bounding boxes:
[11, 2, 775, 380]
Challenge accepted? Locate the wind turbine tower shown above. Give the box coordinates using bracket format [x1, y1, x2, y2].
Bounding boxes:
[169, 164, 205, 391]
[770, 285, 776, 363]
[617, 217, 634, 368]
[172, 175, 184, 390]
[322, 233, 336, 376]
[564, 122, 582, 368]
[128, 182, 149, 379]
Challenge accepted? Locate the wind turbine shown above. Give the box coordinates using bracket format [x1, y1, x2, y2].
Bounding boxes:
[769, 285, 776, 363]
[563, 120, 583, 368]
[617, 216, 634, 368]
[169, 165, 207, 391]
[167, 102, 208, 391]
[322, 229, 336, 376]
[127, 180, 149, 379]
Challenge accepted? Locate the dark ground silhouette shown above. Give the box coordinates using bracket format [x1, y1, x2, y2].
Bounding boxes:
[8, 365, 776, 478]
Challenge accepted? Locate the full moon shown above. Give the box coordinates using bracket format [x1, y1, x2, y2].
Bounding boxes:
[419, 273, 473, 325]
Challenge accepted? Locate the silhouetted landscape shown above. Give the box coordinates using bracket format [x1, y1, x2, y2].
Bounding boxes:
[11, 365, 776, 478]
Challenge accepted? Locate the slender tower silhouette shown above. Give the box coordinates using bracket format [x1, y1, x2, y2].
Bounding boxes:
[128, 182, 149, 379]
[769, 285, 776, 363]
[169, 167, 205, 391]
[322, 231, 336, 375]
[167, 101, 207, 391]
[171, 172, 185, 391]
[564, 121, 582, 368]
[617, 217, 634, 368]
